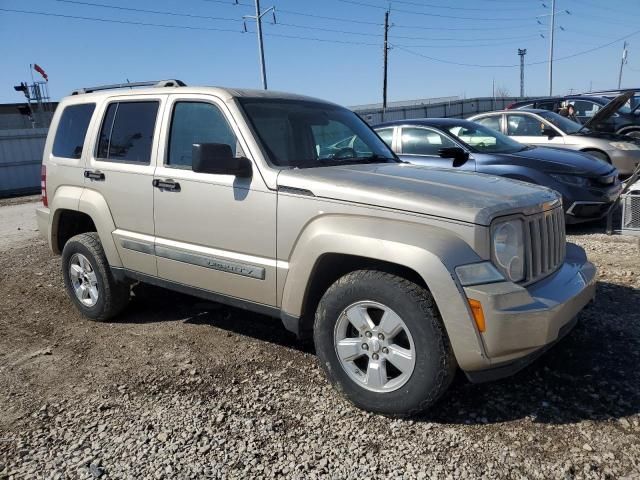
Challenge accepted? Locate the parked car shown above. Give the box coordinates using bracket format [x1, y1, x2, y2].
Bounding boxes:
[506, 91, 640, 138]
[469, 104, 640, 176]
[579, 89, 640, 110]
[373, 118, 621, 224]
[37, 80, 596, 416]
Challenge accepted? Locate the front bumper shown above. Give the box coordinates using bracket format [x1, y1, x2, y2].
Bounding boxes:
[462, 242, 596, 381]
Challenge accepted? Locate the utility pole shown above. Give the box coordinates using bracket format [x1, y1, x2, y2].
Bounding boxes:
[243, 0, 275, 90]
[548, 0, 556, 95]
[618, 41, 628, 89]
[382, 9, 390, 122]
[518, 49, 527, 98]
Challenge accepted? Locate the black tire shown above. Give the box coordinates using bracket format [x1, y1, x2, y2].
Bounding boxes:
[61, 232, 130, 321]
[313, 270, 456, 417]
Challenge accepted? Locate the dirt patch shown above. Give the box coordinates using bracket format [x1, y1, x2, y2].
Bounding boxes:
[1, 211, 639, 478]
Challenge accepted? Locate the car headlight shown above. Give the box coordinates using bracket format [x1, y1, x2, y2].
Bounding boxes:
[609, 141, 640, 151]
[549, 173, 590, 187]
[455, 262, 505, 286]
[492, 219, 525, 282]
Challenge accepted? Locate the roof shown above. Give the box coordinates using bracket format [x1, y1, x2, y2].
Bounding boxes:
[65, 81, 334, 105]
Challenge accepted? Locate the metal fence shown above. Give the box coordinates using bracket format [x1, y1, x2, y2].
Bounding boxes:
[0, 129, 47, 198]
[353, 96, 530, 124]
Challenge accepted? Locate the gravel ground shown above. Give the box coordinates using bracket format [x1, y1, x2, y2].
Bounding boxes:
[1, 201, 640, 479]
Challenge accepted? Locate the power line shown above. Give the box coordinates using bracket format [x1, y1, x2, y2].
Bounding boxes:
[338, 0, 548, 22]
[44, 0, 547, 43]
[54, 0, 242, 22]
[373, 0, 545, 11]
[0, 7, 379, 45]
[394, 27, 640, 68]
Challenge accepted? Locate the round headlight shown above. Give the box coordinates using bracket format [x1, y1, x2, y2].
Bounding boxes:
[493, 220, 525, 282]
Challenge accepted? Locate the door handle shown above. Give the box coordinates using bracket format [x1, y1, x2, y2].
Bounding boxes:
[153, 178, 181, 192]
[84, 170, 105, 181]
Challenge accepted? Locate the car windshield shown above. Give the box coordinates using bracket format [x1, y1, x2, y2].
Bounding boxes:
[238, 98, 397, 168]
[537, 111, 585, 134]
[444, 122, 525, 154]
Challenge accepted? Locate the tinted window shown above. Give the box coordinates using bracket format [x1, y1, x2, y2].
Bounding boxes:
[475, 116, 501, 132]
[52, 103, 95, 159]
[376, 128, 393, 147]
[571, 100, 601, 118]
[506, 114, 545, 136]
[168, 102, 237, 168]
[401, 127, 456, 156]
[97, 101, 159, 163]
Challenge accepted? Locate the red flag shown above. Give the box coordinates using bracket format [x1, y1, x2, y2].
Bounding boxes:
[33, 64, 48, 82]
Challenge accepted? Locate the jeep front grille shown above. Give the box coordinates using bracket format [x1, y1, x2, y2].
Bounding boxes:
[525, 207, 565, 283]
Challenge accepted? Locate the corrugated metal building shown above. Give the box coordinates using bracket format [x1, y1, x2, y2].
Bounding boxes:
[0, 128, 48, 197]
[353, 96, 527, 124]
[0, 102, 55, 198]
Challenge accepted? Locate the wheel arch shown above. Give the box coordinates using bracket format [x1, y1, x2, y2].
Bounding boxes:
[279, 215, 489, 370]
[580, 148, 611, 163]
[49, 186, 122, 267]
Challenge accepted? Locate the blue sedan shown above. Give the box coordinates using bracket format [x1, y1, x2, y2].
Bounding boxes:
[373, 118, 622, 224]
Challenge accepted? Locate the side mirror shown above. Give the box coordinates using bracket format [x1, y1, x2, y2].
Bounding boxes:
[192, 143, 252, 177]
[438, 146, 469, 162]
[542, 128, 557, 138]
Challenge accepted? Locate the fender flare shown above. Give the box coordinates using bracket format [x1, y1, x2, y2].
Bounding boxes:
[49, 186, 122, 267]
[280, 214, 490, 370]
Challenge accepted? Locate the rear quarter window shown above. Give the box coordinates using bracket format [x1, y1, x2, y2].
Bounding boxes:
[52, 103, 96, 159]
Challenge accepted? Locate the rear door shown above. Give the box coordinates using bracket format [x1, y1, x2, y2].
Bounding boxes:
[85, 95, 166, 276]
[505, 113, 565, 147]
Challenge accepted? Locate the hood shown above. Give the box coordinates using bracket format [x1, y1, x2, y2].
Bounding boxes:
[493, 146, 614, 176]
[277, 163, 559, 226]
[579, 91, 635, 132]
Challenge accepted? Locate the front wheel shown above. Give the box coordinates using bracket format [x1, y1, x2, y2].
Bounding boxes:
[314, 270, 456, 416]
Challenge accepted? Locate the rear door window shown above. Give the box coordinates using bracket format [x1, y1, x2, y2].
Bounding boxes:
[52, 103, 96, 159]
[96, 101, 159, 164]
[475, 116, 501, 132]
[376, 128, 394, 148]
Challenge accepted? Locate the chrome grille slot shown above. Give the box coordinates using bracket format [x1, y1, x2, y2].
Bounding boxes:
[525, 207, 565, 284]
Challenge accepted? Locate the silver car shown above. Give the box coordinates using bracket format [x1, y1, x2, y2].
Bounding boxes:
[469, 99, 640, 176]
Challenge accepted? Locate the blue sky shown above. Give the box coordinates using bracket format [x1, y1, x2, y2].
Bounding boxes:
[1, 0, 639, 106]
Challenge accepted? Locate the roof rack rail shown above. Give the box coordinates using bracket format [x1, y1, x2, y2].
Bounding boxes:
[71, 79, 186, 95]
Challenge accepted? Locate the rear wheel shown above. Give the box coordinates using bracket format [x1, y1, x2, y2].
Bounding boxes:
[62, 233, 130, 321]
[314, 270, 456, 416]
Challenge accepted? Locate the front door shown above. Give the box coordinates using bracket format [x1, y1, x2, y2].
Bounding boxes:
[85, 95, 166, 276]
[506, 113, 566, 147]
[152, 94, 277, 307]
[398, 126, 476, 170]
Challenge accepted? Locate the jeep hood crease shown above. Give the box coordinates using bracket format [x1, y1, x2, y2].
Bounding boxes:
[277, 163, 559, 225]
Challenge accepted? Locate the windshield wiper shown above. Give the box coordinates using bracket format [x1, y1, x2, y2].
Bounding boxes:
[318, 154, 398, 165]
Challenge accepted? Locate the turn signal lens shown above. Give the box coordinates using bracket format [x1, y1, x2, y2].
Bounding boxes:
[468, 299, 486, 333]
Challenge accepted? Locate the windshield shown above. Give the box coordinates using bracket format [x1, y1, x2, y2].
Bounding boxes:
[445, 122, 525, 154]
[537, 111, 585, 134]
[238, 98, 396, 168]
